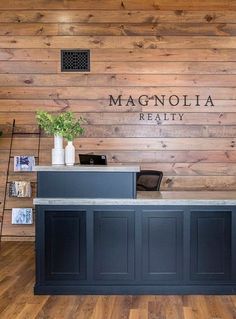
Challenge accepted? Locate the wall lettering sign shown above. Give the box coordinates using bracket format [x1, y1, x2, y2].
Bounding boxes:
[109, 94, 215, 123]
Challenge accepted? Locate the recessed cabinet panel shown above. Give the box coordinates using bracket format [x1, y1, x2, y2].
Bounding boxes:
[45, 211, 86, 281]
[38, 172, 136, 198]
[190, 211, 231, 281]
[94, 210, 135, 281]
[35, 205, 236, 294]
[142, 210, 183, 282]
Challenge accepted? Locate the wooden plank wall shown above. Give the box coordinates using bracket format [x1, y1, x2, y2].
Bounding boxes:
[0, 0, 236, 240]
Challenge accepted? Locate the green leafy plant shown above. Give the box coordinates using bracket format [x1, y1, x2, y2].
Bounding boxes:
[59, 111, 85, 141]
[36, 111, 85, 141]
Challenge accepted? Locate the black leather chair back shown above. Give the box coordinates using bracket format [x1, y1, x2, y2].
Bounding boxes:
[136, 170, 163, 191]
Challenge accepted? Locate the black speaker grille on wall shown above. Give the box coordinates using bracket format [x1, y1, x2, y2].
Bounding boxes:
[61, 50, 90, 72]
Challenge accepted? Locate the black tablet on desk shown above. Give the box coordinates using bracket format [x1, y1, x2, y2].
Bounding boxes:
[79, 154, 107, 165]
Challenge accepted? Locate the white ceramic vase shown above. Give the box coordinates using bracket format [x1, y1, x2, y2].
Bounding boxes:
[52, 135, 65, 165]
[65, 141, 75, 166]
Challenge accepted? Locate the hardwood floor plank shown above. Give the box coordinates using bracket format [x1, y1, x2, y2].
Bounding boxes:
[183, 306, 196, 319]
[90, 296, 116, 319]
[0, 242, 236, 319]
[214, 296, 236, 319]
[129, 308, 148, 319]
[16, 301, 48, 319]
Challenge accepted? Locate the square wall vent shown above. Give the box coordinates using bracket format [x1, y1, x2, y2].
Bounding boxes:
[61, 49, 90, 72]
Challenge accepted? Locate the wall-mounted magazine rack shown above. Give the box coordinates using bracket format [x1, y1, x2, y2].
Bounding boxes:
[0, 119, 41, 242]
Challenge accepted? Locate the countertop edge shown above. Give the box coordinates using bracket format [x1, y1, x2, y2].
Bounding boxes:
[33, 198, 236, 206]
[33, 165, 140, 172]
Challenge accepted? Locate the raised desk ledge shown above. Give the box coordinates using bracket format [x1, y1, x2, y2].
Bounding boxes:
[34, 191, 236, 206]
[33, 164, 140, 172]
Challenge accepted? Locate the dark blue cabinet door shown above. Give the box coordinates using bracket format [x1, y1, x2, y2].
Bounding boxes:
[141, 210, 183, 282]
[45, 210, 86, 281]
[94, 210, 135, 281]
[190, 211, 231, 281]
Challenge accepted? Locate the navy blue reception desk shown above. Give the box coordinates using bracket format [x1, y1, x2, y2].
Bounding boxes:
[33, 166, 236, 295]
[36, 165, 139, 199]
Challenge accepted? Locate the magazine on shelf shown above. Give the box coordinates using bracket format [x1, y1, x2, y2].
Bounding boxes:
[14, 156, 35, 172]
[9, 181, 32, 198]
[11, 208, 33, 225]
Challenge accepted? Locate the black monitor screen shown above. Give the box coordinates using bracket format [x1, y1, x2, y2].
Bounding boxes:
[79, 154, 107, 165]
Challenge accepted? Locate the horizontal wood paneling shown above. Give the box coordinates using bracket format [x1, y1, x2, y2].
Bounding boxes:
[141, 163, 236, 176]
[3, 61, 236, 74]
[1, 36, 236, 49]
[2, 74, 236, 87]
[41, 137, 236, 151]
[0, 99, 236, 113]
[0, 1, 233, 10]
[2, 210, 35, 236]
[59, 23, 236, 36]
[73, 125, 236, 138]
[4, 23, 236, 37]
[3, 124, 236, 138]
[0, 23, 59, 36]
[1, 48, 236, 62]
[2, 136, 235, 152]
[0, 61, 57, 73]
[0, 11, 236, 23]
[41, 150, 236, 163]
[0, 0, 236, 239]
[0, 86, 236, 99]
[161, 176, 236, 190]
[5, 192, 35, 210]
[1, 112, 236, 126]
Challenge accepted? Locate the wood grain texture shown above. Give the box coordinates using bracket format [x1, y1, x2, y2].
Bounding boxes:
[59, 23, 236, 36]
[2, 61, 236, 74]
[0, 99, 236, 113]
[1, 36, 236, 49]
[2, 112, 236, 126]
[0, 86, 236, 99]
[0, 0, 236, 240]
[0, 48, 236, 62]
[1, 242, 236, 318]
[0, 11, 236, 23]
[52, 137, 236, 151]
[0, 0, 234, 10]
[2, 211, 35, 236]
[1, 136, 236, 152]
[0, 23, 59, 36]
[2, 74, 236, 87]
[4, 22, 236, 37]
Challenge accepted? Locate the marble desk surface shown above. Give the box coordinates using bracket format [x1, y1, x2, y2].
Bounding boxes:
[33, 164, 140, 172]
[34, 191, 236, 206]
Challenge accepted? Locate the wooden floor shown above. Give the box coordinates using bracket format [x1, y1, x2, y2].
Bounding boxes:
[1, 242, 236, 319]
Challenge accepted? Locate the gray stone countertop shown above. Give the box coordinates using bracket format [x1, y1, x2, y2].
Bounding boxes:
[34, 191, 236, 206]
[33, 164, 140, 172]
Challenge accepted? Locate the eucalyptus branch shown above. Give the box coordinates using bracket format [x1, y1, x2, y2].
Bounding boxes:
[36, 111, 85, 140]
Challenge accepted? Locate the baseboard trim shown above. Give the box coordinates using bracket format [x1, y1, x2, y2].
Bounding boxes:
[34, 284, 236, 295]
